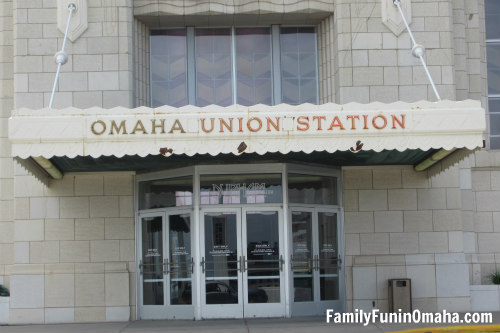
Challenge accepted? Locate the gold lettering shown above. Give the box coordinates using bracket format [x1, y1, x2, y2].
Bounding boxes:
[91, 120, 106, 135]
[328, 116, 345, 130]
[266, 117, 280, 132]
[151, 119, 166, 134]
[392, 114, 406, 129]
[372, 115, 387, 129]
[220, 118, 233, 133]
[131, 120, 148, 134]
[313, 116, 326, 130]
[346, 115, 360, 130]
[247, 117, 263, 132]
[169, 119, 186, 133]
[201, 118, 214, 133]
[110, 120, 127, 135]
[362, 115, 369, 129]
[297, 116, 309, 131]
[237, 117, 243, 132]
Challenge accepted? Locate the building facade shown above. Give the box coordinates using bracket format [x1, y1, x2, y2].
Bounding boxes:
[0, 0, 499, 324]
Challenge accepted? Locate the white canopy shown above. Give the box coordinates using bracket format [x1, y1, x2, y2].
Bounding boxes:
[9, 100, 485, 159]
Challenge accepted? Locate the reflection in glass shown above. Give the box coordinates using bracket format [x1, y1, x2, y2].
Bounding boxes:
[196, 28, 232, 107]
[318, 212, 339, 301]
[486, 0, 500, 40]
[280, 27, 318, 105]
[236, 28, 272, 105]
[246, 211, 280, 303]
[291, 211, 313, 302]
[169, 214, 192, 305]
[200, 174, 282, 205]
[204, 212, 238, 304]
[150, 29, 188, 107]
[288, 174, 337, 205]
[142, 216, 164, 305]
[487, 44, 500, 95]
[139, 176, 193, 210]
[489, 98, 500, 149]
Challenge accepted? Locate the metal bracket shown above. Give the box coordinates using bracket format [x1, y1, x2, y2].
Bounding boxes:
[57, 0, 88, 42]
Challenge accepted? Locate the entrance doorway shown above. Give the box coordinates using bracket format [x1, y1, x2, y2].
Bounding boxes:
[290, 208, 343, 315]
[136, 163, 344, 320]
[138, 210, 194, 319]
[200, 207, 285, 318]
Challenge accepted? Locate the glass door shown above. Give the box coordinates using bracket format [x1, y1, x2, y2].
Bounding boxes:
[242, 208, 285, 317]
[290, 208, 343, 316]
[200, 208, 243, 318]
[200, 207, 285, 318]
[139, 213, 165, 319]
[139, 210, 194, 319]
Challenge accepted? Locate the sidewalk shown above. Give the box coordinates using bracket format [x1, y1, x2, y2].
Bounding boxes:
[1, 314, 499, 333]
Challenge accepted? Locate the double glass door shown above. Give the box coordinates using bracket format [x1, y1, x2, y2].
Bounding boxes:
[139, 210, 194, 319]
[290, 208, 343, 315]
[200, 207, 285, 318]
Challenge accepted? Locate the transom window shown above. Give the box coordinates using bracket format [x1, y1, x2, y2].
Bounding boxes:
[150, 27, 318, 107]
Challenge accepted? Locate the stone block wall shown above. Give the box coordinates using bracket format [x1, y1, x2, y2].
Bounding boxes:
[0, 0, 14, 290]
[9, 167, 135, 324]
[469, 150, 500, 284]
[331, 0, 486, 104]
[344, 164, 472, 312]
[13, 0, 134, 109]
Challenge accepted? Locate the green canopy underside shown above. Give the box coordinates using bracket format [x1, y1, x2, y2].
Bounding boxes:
[50, 149, 437, 174]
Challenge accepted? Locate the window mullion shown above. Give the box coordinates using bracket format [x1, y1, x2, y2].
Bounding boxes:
[272, 25, 282, 105]
[187, 27, 196, 105]
[231, 26, 237, 105]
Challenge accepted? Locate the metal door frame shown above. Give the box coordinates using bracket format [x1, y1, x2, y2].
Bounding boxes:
[137, 208, 195, 320]
[289, 205, 345, 316]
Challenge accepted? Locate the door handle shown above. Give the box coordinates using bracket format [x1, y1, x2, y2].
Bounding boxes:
[279, 255, 284, 272]
[139, 260, 143, 274]
[163, 258, 169, 275]
[191, 257, 194, 274]
[239, 256, 246, 273]
[313, 254, 319, 271]
[201, 257, 205, 274]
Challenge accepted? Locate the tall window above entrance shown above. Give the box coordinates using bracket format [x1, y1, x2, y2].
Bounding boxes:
[150, 27, 318, 107]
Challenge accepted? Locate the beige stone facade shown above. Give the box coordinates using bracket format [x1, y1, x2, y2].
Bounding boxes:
[0, 0, 499, 324]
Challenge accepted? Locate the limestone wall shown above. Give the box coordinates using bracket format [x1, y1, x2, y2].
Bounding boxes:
[9, 169, 135, 324]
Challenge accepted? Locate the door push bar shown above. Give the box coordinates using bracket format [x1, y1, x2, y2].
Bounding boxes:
[239, 256, 246, 273]
[290, 255, 312, 272]
[312, 255, 343, 271]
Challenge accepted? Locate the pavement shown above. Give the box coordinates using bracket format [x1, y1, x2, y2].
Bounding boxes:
[1, 314, 499, 333]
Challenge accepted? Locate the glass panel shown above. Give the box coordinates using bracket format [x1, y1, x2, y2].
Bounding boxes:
[139, 176, 193, 210]
[142, 216, 164, 305]
[246, 211, 280, 303]
[236, 28, 272, 106]
[150, 29, 188, 107]
[318, 212, 339, 301]
[291, 211, 313, 302]
[204, 212, 238, 304]
[487, 44, 500, 95]
[196, 28, 232, 107]
[490, 98, 500, 136]
[169, 214, 192, 305]
[200, 174, 282, 205]
[320, 276, 339, 301]
[288, 173, 337, 205]
[486, 0, 500, 40]
[280, 27, 318, 105]
[491, 136, 500, 149]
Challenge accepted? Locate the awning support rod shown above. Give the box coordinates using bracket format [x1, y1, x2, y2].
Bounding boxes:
[49, 3, 76, 109]
[393, 0, 441, 101]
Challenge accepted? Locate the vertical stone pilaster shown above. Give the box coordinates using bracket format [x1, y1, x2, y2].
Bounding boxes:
[0, 0, 15, 291]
